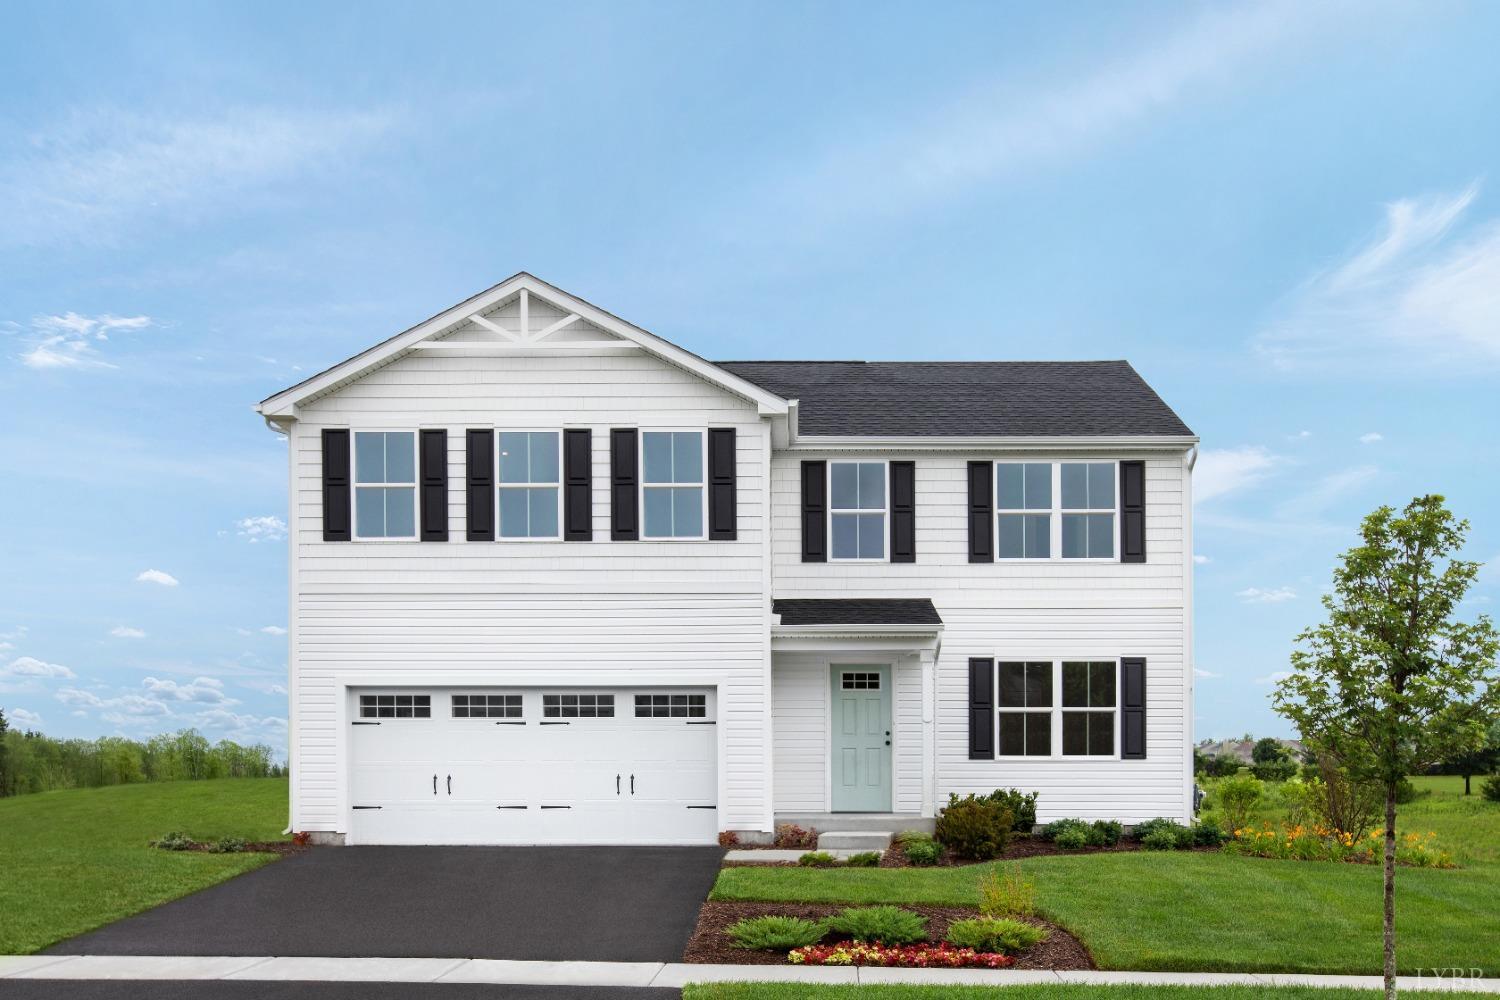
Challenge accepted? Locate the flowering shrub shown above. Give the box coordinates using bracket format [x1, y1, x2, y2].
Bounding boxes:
[774, 823, 817, 849]
[1223, 823, 1455, 868]
[789, 941, 1014, 968]
[291, 831, 312, 847]
[718, 830, 740, 848]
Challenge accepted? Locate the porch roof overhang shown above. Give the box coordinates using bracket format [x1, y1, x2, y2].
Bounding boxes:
[770, 599, 943, 655]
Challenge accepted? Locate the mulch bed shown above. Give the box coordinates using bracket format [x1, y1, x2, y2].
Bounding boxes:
[683, 900, 1094, 970]
[158, 841, 311, 856]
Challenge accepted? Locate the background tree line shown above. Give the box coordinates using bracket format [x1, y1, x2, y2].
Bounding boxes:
[0, 709, 285, 796]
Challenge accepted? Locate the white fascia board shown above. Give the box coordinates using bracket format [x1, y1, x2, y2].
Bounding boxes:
[771, 628, 942, 654]
[785, 434, 1199, 452]
[255, 272, 789, 419]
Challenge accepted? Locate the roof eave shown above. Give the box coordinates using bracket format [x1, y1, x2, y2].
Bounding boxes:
[786, 433, 1199, 451]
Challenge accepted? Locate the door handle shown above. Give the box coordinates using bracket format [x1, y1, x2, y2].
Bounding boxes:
[630, 774, 635, 795]
[447, 774, 452, 796]
[616, 774, 621, 795]
[432, 774, 437, 796]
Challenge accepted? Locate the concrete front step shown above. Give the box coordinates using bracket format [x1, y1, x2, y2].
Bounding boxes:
[776, 813, 934, 835]
[816, 830, 893, 851]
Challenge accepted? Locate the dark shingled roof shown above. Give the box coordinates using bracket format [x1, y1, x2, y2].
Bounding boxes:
[773, 598, 943, 627]
[716, 360, 1193, 438]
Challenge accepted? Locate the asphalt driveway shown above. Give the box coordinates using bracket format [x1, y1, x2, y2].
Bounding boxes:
[46, 846, 723, 962]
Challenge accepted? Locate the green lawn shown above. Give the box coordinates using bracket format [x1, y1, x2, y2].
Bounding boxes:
[0, 778, 289, 954]
[684, 986, 1477, 1000]
[714, 778, 1500, 976]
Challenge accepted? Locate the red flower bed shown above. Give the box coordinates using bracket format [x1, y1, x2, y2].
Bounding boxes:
[788, 941, 1014, 968]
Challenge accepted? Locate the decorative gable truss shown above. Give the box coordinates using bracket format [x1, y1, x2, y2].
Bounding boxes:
[255, 272, 790, 422]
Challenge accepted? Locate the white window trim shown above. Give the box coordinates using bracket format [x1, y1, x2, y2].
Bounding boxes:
[639, 428, 708, 541]
[993, 658, 1121, 760]
[497, 429, 563, 542]
[352, 430, 419, 542]
[994, 460, 1120, 563]
[827, 459, 889, 562]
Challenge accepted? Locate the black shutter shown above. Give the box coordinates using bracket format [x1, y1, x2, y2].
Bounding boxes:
[321, 429, 351, 542]
[563, 429, 592, 541]
[800, 460, 826, 562]
[890, 460, 915, 563]
[610, 429, 638, 541]
[465, 429, 494, 542]
[968, 658, 995, 760]
[967, 461, 993, 563]
[708, 428, 737, 540]
[419, 429, 448, 542]
[1121, 657, 1147, 759]
[1120, 460, 1146, 563]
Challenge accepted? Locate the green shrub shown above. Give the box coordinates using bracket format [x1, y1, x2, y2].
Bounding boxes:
[1142, 827, 1180, 851]
[1395, 777, 1420, 804]
[978, 862, 1036, 918]
[845, 851, 882, 867]
[1192, 819, 1229, 847]
[946, 917, 1048, 954]
[949, 789, 1038, 829]
[1251, 758, 1298, 782]
[1089, 820, 1123, 846]
[774, 824, 817, 849]
[934, 799, 1013, 860]
[1054, 827, 1090, 850]
[824, 905, 928, 944]
[1040, 817, 1090, 842]
[727, 915, 827, 951]
[152, 831, 195, 851]
[1133, 817, 1194, 848]
[1482, 774, 1500, 802]
[207, 836, 246, 854]
[1214, 774, 1265, 832]
[797, 851, 839, 867]
[902, 836, 943, 866]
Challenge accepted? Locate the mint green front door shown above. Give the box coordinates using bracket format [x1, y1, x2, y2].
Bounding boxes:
[830, 665, 892, 812]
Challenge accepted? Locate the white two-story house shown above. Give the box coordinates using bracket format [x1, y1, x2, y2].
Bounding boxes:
[255, 273, 1198, 846]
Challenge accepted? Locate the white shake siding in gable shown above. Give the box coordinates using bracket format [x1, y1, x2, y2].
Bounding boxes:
[769, 451, 1192, 823]
[285, 342, 773, 834]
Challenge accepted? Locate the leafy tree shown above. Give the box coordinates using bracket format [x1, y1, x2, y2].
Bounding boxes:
[0, 707, 10, 797]
[1251, 737, 1289, 764]
[1437, 716, 1500, 795]
[1273, 496, 1498, 1000]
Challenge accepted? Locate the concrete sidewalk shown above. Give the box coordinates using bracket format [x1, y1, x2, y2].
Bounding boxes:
[3, 955, 1498, 992]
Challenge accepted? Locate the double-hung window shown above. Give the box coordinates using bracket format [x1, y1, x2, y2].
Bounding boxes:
[996, 461, 1116, 560]
[354, 431, 417, 539]
[642, 431, 704, 539]
[994, 659, 1119, 757]
[498, 431, 560, 539]
[829, 461, 886, 560]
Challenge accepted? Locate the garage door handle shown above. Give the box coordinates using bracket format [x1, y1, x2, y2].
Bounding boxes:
[540, 721, 570, 726]
[352, 721, 380, 726]
[353, 805, 383, 810]
[540, 805, 571, 810]
[616, 774, 621, 795]
[497, 805, 528, 810]
[686, 805, 716, 810]
[447, 774, 452, 796]
[433, 774, 437, 796]
[630, 774, 635, 795]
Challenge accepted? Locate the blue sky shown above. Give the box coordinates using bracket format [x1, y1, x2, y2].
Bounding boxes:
[2, 1, 1498, 753]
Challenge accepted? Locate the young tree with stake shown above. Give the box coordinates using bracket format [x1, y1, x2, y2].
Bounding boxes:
[1273, 496, 1498, 1000]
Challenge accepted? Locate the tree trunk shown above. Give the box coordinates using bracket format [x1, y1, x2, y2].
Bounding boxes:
[1464, 773, 1471, 796]
[1384, 782, 1397, 1000]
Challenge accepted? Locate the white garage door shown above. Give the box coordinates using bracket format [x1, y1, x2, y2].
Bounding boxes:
[348, 688, 717, 846]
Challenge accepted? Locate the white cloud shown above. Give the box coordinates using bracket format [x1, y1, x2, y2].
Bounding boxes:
[135, 569, 179, 587]
[141, 676, 235, 705]
[191, 708, 288, 744]
[236, 515, 287, 543]
[1287, 430, 1313, 441]
[16, 313, 151, 370]
[259, 625, 287, 636]
[1194, 554, 1211, 565]
[1275, 465, 1378, 521]
[1237, 586, 1297, 604]
[110, 626, 147, 639]
[0, 106, 398, 248]
[1254, 182, 1500, 373]
[5, 656, 77, 679]
[1359, 432, 1384, 445]
[1256, 670, 1294, 685]
[8, 707, 42, 727]
[1194, 668, 1221, 679]
[56, 688, 103, 709]
[1194, 446, 1279, 503]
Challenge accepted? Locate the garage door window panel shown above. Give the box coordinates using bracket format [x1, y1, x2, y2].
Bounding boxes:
[543, 693, 615, 718]
[634, 693, 707, 718]
[452, 694, 522, 719]
[359, 694, 431, 719]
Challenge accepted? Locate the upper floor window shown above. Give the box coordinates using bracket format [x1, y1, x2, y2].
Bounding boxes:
[642, 431, 704, 539]
[996, 461, 1116, 560]
[499, 431, 560, 539]
[830, 461, 886, 560]
[354, 431, 417, 539]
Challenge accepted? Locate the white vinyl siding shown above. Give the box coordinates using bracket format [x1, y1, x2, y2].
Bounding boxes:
[288, 303, 771, 834]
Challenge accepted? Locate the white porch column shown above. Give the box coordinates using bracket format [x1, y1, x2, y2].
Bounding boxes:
[918, 647, 937, 817]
